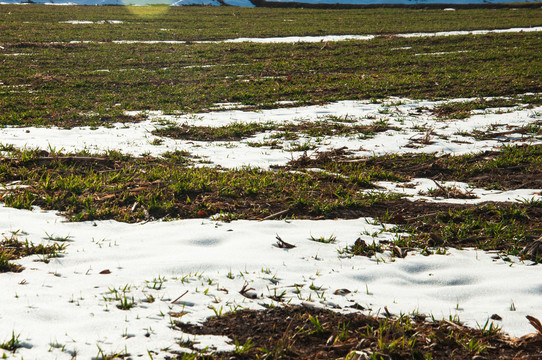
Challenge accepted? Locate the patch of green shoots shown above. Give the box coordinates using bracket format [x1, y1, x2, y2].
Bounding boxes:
[309, 234, 336, 244]
[0, 332, 22, 353]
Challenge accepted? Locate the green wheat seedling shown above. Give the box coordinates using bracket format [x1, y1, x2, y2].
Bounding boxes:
[146, 275, 166, 290]
[44, 232, 72, 242]
[460, 337, 487, 355]
[0, 251, 20, 273]
[308, 315, 325, 335]
[143, 293, 156, 304]
[309, 283, 323, 291]
[0, 331, 22, 353]
[117, 294, 136, 310]
[95, 345, 127, 360]
[336, 322, 350, 342]
[226, 269, 235, 279]
[48, 341, 66, 352]
[477, 319, 502, 337]
[309, 234, 336, 244]
[208, 305, 224, 317]
[268, 288, 287, 302]
[1, 234, 68, 272]
[233, 338, 254, 355]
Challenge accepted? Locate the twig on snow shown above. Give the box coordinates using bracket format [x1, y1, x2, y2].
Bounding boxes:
[172, 290, 189, 304]
[262, 209, 290, 221]
[275, 234, 296, 249]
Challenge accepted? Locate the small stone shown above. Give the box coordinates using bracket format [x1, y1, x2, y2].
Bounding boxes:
[334, 288, 351, 295]
[348, 303, 365, 310]
[490, 314, 502, 321]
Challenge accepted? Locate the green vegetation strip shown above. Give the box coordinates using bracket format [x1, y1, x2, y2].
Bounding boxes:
[392, 201, 542, 261]
[289, 144, 542, 190]
[432, 95, 542, 120]
[153, 119, 392, 141]
[334, 199, 541, 263]
[1, 5, 541, 43]
[0, 147, 402, 223]
[1, 145, 541, 258]
[1, 7, 541, 127]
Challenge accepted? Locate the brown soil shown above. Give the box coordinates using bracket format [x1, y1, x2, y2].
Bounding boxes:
[366, 157, 542, 191]
[174, 306, 542, 359]
[286, 145, 542, 190]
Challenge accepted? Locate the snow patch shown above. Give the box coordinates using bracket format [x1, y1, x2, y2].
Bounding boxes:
[1, 97, 540, 169]
[1, 205, 541, 359]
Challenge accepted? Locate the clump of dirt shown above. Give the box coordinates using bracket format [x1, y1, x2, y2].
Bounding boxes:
[287, 147, 353, 168]
[175, 305, 542, 360]
[419, 181, 478, 199]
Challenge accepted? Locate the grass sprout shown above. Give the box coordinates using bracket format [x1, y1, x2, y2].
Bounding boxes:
[0, 332, 22, 353]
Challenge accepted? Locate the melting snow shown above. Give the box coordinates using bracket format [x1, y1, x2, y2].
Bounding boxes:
[59, 20, 124, 24]
[44, 26, 542, 45]
[368, 179, 542, 204]
[1, 98, 540, 168]
[0, 95, 541, 359]
[1, 205, 542, 359]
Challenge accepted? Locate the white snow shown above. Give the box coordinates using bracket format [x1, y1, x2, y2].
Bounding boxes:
[59, 20, 124, 24]
[1, 205, 542, 359]
[216, 26, 542, 43]
[368, 178, 542, 204]
[60, 20, 94, 24]
[395, 26, 542, 38]
[1, 97, 540, 168]
[0, 94, 541, 359]
[1, 3, 542, 356]
[47, 26, 542, 45]
[414, 50, 470, 56]
[217, 34, 377, 43]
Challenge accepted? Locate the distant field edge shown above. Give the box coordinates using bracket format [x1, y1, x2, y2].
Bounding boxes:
[248, 0, 542, 9]
[1, 0, 542, 7]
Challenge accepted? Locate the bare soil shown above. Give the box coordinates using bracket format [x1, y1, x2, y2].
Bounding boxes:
[286, 145, 542, 190]
[175, 306, 542, 359]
